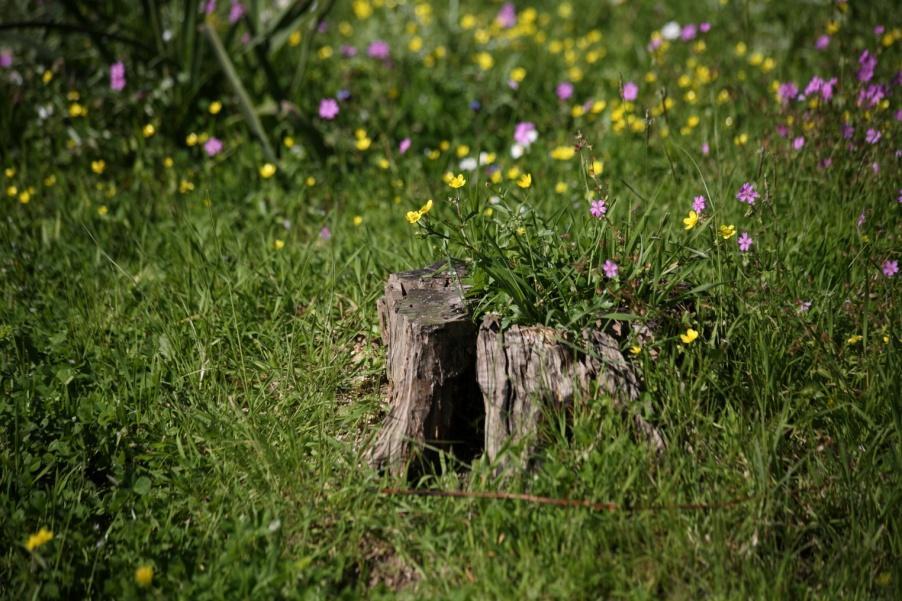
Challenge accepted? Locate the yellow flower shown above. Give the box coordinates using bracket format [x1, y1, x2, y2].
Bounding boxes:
[305, 176, 316, 187]
[846, 335, 863, 345]
[135, 565, 154, 587]
[516, 226, 526, 236]
[550, 146, 576, 160]
[67, 90, 79, 101]
[273, 239, 285, 250]
[4, 167, 14, 178]
[475, 52, 494, 71]
[209, 101, 222, 115]
[516, 173, 532, 189]
[510, 67, 526, 82]
[406, 210, 422, 224]
[283, 136, 295, 148]
[42, 70, 53, 84]
[506, 166, 521, 180]
[68, 103, 85, 118]
[456, 144, 470, 158]
[352, 0, 372, 19]
[6, 185, 17, 197]
[355, 136, 372, 151]
[142, 124, 156, 138]
[97, 205, 108, 216]
[555, 181, 568, 194]
[91, 160, 106, 175]
[352, 215, 363, 226]
[44, 174, 57, 187]
[163, 157, 174, 169]
[408, 36, 423, 52]
[483, 207, 493, 217]
[629, 345, 642, 355]
[289, 30, 302, 47]
[377, 157, 390, 170]
[25, 527, 54, 551]
[719, 224, 736, 239]
[447, 173, 466, 189]
[18, 190, 30, 204]
[490, 170, 503, 184]
[683, 210, 698, 230]
[186, 133, 199, 146]
[179, 179, 194, 193]
[259, 163, 277, 179]
[590, 160, 604, 176]
[680, 328, 699, 344]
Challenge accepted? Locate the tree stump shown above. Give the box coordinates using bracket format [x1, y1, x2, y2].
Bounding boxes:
[476, 314, 648, 466]
[366, 261, 483, 476]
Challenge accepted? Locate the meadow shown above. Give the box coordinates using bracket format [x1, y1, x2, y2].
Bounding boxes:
[1, 0, 899, 598]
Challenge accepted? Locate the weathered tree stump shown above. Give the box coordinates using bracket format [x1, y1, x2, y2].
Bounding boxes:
[476, 314, 645, 466]
[366, 261, 482, 476]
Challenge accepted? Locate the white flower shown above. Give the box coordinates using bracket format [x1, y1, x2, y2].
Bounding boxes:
[661, 21, 681, 40]
[459, 157, 478, 171]
[510, 144, 524, 159]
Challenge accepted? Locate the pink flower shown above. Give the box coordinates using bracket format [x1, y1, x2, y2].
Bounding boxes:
[367, 40, 390, 60]
[110, 61, 126, 91]
[622, 81, 638, 101]
[699, 22, 711, 33]
[792, 136, 805, 150]
[496, 3, 517, 28]
[203, 0, 216, 15]
[556, 82, 573, 101]
[603, 259, 619, 279]
[736, 182, 759, 205]
[815, 35, 830, 50]
[514, 121, 538, 146]
[692, 195, 706, 213]
[680, 24, 698, 41]
[204, 137, 223, 156]
[857, 50, 877, 82]
[228, 1, 245, 24]
[701, 142, 710, 156]
[590, 199, 607, 218]
[0, 50, 12, 69]
[842, 124, 854, 139]
[399, 138, 411, 154]
[865, 128, 881, 144]
[341, 45, 357, 58]
[318, 98, 339, 120]
[777, 82, 798, 104]
[882, 260, 898, 277]
[320, 226, 331, 241]
[737, 232, 753, 252]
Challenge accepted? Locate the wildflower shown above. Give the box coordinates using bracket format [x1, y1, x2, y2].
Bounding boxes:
[692, 195, 706, 213]
[622, 81, 638, 101]
[110, 61, 126, 91]
[736, 182, 759, 205]
[683, 210, 699, 230]
[6, 185, 16, 197]
[447, 173, 466, 189]
[399, 138, 411, 154]
[318, 98, 339, 120]
[4, 167, 14, 178]
[556, 82, 574, 101]
[273, 239, 285, 250]
[590, 199, 607, 218]
[367, 40, 390, 60]
[792, 136, 805, 150]
[865, 129, 881, 144]
[25, 528, 54, 551]
[319, 226, 331, 240]
[883, 260, 898, 277]
[0, 50, 12, 68]
[514, 122, 538, 146]
[204, 137, 223, 157]
[738, 232, 753, 251]
[550, 146, 576, 160]
[228, 1, 245, 24]
[91, 160, 106, 175]
[352, 215, 363, 226]
[602, 259, 619, 278]
[354, 129, 371, 150]
[701, 142, 710, 156]
[590, 160, 604, 176]
[496, 2, 517, 28]
[516, 173, 532, 188]
[289, 30, 302, 46]
[555, 181, 567, 194]
[306, 176, 316, 187]
[283, 136, 295, 149]
[857, 50, 877, 82]
[135, 565, 154, 587]
[209, 100, 222, 115]
[44, 174, 57, 186]
[68, 103, 86, 118]
[720, 224, 736, 239]
[179, 179, 194, 193]
[186, 133, 199, 146]
[142, 124, 156, 138]
[629, 345, 642, 355]
[661, 22, 681, 40]
[815, 35, 830, 50]
[97, 205, 108, 216]
[680, 328, 699, 344]
[18, 189, 30, 204]
[259, 163, 276, 179]
[846, 335, 863, 345]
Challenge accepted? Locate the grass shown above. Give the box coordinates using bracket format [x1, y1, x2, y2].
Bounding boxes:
[1, 0, 900, 598]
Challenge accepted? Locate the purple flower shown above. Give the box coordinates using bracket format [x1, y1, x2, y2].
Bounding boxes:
[692, 195, 706, 213]
[857, 83, 885, 108]
[341, 45, 358, 58]
[842, 123, 855, 139]
[336, 89, 351, 101]
[496, 3, 517, 28]
[318, 98, 339, 120]
[865, 128, 881, 144]
[820, 77, 837, 101]
[590, 199, 607, 218]
[736, 182, 759, 205]
[882, 260, 898, 277]
[367, 40, 390, 60]
[871, 162, 880, 174]
[776, 124, 790, 138]
[622, 81, 638, 101]
[857, 211, 866, 229]
[793, 136, 805, 151]
[680, 24, 698, 41]
[737, 232, 753, 252]
[603, 260, 619, 279]
[228, 1, 245, 24]
[701, 142, 710, 156]
[0, 50, 12, 69]
[110, 61, 126, 91]
[514, 121, 538, 146]
[777, 81, 798, 104]
[320, 226, 331, 241]
[804, 76, 824, 97]
[203, 0, 216, 15]
[874, 26, 885, 36]
[399, 138, 411, 154]
[204, 137, 223, 157]
[699, 22, 711, 33]
[858, 50, 877, 83]
[815, 35, 830, 50]
[818, 158, 833, 170]
[556, 82, 573, 101]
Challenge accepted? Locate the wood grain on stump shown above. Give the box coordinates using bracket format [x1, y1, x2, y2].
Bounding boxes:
[366, 261, 482, 476]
